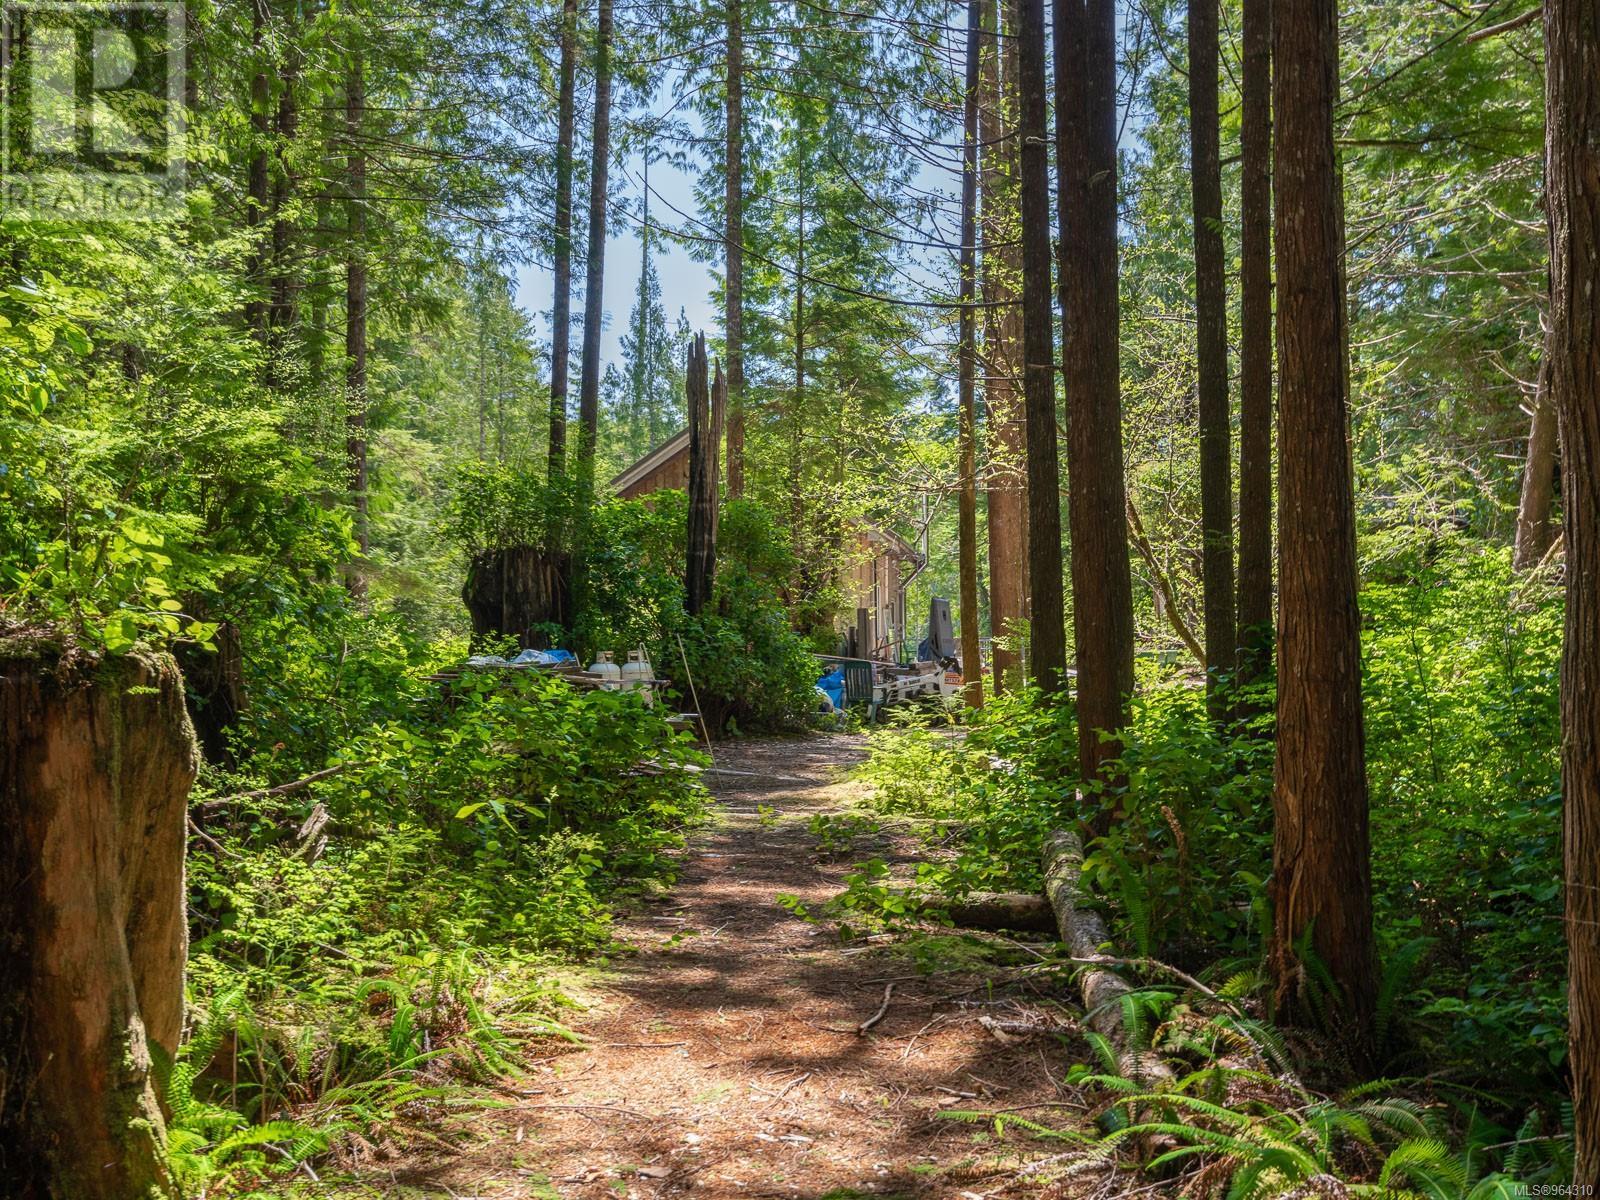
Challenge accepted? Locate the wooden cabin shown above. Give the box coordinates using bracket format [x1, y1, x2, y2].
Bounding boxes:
[609, 433, 922, 661]
[612, 429, 692, 500]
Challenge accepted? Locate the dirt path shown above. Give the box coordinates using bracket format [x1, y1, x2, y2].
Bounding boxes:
[406, 734, 1083, 1199]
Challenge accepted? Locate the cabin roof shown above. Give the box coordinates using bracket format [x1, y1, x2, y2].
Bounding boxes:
[609, 427, 691, 495]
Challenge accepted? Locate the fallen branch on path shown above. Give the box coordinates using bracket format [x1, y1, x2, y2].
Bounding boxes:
[857, 981, 896, 1034]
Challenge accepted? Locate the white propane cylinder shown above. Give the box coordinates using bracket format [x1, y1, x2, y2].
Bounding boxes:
[621, 647, 654, 706]
[589, 651, 622, 688]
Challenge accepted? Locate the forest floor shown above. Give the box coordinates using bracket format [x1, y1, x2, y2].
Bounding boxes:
[335, 733, 1097, 1200]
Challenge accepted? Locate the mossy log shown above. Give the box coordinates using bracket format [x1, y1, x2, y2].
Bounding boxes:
[1042, 827, 1173, 1085]
[0, 639, 197, 1199]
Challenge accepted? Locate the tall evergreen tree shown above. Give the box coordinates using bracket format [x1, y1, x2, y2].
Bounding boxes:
[1056, 0, 1133, 778]
[1269, 0, 1377, 1053]
[618, 160, 683, 460]
[576, 0, 615, 486]
[1546, 0, 1600, 1179]
[1189, 0, 1233, 715]
[957, 0, 983, 708]
[547, 0, 579, 481]
[1236, 0, 1273, 682]
[1016, 0, 1065, 694]
[724, 0, 746, 497]
[980, 0, 1028, 692]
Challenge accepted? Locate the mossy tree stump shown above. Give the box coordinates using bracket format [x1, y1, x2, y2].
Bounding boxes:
[0, 639, 197, 1199]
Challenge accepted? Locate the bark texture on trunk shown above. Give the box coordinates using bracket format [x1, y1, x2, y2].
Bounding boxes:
[1513, 350, 1559, 571]
[1546, 0, 1600, 1180]
[0, 644, 197, 1199]
[1189, 0, 1234, 719]
[1057, 0, 1135, 779]
[461, 547, 573, 649]
[245, 0, 270, 342]
[1017, 0, 1066, 694]
[686, 336, 721, 616]
[1236, 0, 1273, 684]
[723, 0, 746, 498]
[547, 0, 578, 481]
[345, 55, 369, 572]
[1269, 0, 1376, 1054]
[958, 0, 984, 707]
[576, 0, 614, 482]
[980, 0, 1028, 693]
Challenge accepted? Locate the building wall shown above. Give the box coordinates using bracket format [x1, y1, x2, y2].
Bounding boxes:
[617, 450, 689, 501]
[842, 534, 915, 661]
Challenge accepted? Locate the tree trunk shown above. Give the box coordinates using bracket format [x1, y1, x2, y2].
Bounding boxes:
[1236, 0, 1273, 682]
[1017, 0, 1066, 695]
[1545, 0, 1600, 1180]
[345, 54, 369, 579]
[268, 30, 299, 385]
[547, 0, 578, 482]
[245, 0, 270, 342]
[1269, 0, 1376, 1056]
[686, 336, 721, 616]
[724, 0, 746, 498]
[980, 0, 1028, 694]
[958, 0, 984, 708]
[1189, 0, 1234, 719]
[790, 180, 808, 560]
[0, 644, 197, 1199]
[1057, 0, 1135, 780]
[576, 0, 614, 485]
[1513, 348, 1558, 570]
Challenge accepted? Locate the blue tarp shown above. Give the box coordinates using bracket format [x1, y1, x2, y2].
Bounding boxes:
[466, 648, 578, 668]
[817, 668, 845, 710]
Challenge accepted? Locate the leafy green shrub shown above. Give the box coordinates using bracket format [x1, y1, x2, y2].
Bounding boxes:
[182, 670, 703, 1183]
[574, 493, 817, 732]
[442, 458, 580, 553]
[1086, 686, 1273, 963]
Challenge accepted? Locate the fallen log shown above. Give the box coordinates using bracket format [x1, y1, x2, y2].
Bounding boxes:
[1042, 827, 1173, 1086]
[943, 891, 1058, 934]
[822, 889, 1056, 934]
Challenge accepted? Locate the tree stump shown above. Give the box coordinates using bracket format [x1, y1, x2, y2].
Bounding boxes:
[461, 546, 572, 649]
[0, 638, 197, 1199]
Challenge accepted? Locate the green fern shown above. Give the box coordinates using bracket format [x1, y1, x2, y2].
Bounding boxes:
[1375, 936, 1433, 1054]
[1378, 1136, 1468, 1197]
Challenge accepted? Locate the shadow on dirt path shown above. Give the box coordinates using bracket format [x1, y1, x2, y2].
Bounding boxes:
[386, 733, 1087, 1199]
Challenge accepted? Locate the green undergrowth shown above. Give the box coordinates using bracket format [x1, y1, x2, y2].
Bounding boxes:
[176, 669, 706, 1194]
[939, 975, 1574, 1196]
[837, 532, 1570, 1193]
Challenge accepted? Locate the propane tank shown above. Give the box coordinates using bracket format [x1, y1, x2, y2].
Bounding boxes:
[621, 647, 654, 706]
[588, 651, 622, 688]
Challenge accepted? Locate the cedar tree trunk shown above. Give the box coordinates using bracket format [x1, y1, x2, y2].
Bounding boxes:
[1268, 0, 1377, 1054]
[1546, 0, 1600, 1180]
[1057, 0, 1135, 781]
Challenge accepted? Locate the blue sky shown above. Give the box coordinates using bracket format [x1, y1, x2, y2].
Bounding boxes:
[515, 146, 719, 373]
